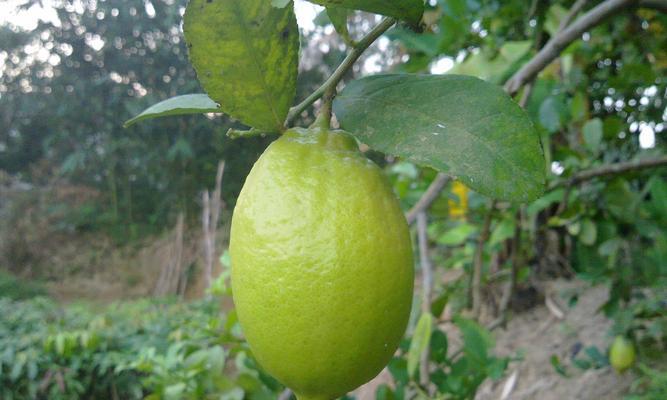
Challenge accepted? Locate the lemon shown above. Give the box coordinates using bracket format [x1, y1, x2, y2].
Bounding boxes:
[230, 127, 414, 400]
[609, 336, 636, 373]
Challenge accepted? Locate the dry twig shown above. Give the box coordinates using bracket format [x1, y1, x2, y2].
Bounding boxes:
[202, 161, 226, 292]
[416, 212, 433, 388]
[405, 174, 451, 225]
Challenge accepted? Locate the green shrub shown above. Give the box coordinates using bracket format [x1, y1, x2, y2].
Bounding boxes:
[0, 270, 47, 300]
[0, 297, 284, 400]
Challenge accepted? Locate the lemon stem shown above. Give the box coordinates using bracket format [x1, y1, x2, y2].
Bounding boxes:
[285, 17, 397, 127]
[311, 85, 335, 131]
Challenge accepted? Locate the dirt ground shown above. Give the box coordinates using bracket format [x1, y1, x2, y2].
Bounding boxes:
[355, 279, 635, 400]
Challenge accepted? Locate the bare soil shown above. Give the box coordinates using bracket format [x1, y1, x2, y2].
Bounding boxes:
[355, 279, 634, 400]
[476, 279, 634, 400]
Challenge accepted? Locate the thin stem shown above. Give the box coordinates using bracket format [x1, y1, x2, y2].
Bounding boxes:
[311, 85, 336, 130]
[471, 200, 496, 321]
[558, 0, 589, 32]
[285, 17, 397, 126]
[405, 173, 451, 225]
[497, 209, 523, 324]
[550, 156, 667, 189]
[416, 212, 433, 389]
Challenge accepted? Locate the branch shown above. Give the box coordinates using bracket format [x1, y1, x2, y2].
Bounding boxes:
[405, 173, 451, 225]
[551, 156, 667, 188]
[505, 0, 639, 95]
[497, 209, 523, 323]
[471, 200, 496, 320]
[285, 18, 397, 126]
[416, 212, 433, 388]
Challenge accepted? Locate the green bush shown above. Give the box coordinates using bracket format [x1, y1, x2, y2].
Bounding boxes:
[0, 297, 284, 400]
[0, 270, 47, 300]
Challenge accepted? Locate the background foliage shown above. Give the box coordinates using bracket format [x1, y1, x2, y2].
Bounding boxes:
[1, 0, 666, 399]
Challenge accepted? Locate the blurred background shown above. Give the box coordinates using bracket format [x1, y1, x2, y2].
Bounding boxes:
[0, 0, 665, 399]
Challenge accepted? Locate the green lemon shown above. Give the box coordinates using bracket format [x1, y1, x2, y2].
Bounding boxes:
[230, 127, 414, 400]
[609, 336, 636, 373]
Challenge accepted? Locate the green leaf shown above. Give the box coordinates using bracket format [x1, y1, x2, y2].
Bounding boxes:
[489, 218, 515, 246]
[271, 0, 291, 8]
[570, 91, 589, 122]
[582, 118, 603, 154]
[375, 384, 396, 400]
[124, 94, 221, 127]
[539, 97, 565, 133]
[184, 0, 299, 132]
[430, 329, 449, 364]
[437, 223, 478, 246]
[388, 27, 439, 57]
[334, 74, 546, 202]
[454, 316, 493, 364]
[207, 345, 226, 372]
[580, 218, 597, 246]
[307, 0, 424, 25]
[648, 175, 667, 218]
[164, 382, 186, 400]
[407, 312, 432, 378]
[599, 238, 621, 257]
[449, 41, 532, 84]
[545, 4, 568, 36]
[527, 188, 565, 215]
[326, 7, 354, 46]
[550, 354, 568, 377]
[387, 358, 409, 386]
[430, 292, 450, 318]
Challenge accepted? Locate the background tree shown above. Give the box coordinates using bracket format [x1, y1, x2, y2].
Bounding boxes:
[0, 0, 666, 399]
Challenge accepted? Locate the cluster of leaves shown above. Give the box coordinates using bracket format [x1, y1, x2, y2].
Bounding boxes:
[377, 315, 507, 400]
[0, 269, 47, 300]
[0, 295, 283, 400]
[134, 0, 544, 203]
[386, 0, 666, 395]
[1, 274, 505, 400]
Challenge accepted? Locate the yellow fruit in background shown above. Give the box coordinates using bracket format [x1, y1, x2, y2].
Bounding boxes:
[229, 127, 414, 400]
[449, 180, 469, 220]
[609, 336, 636, 373]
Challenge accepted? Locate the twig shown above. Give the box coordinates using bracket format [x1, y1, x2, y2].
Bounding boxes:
[405, 173, 451, 225]
[497, 209, 522, 322]
[285, 18, 396, 126]
[555, 185, 573, 215]
[154, 212, 185, 296]
[551, 156, 667, 188]
[312, 85, 336, 130]
[416, 212, 432, 388]
[559, 0, 589, 32]
[518, 81, 535, 108]
[174, 213, 188, 297]
[471, 200, 496, 320]
[527, 0, 540, 22]
[505, 0, 639, 95]
[202, 189, 210, 280]
[202, 161, 226, 292]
